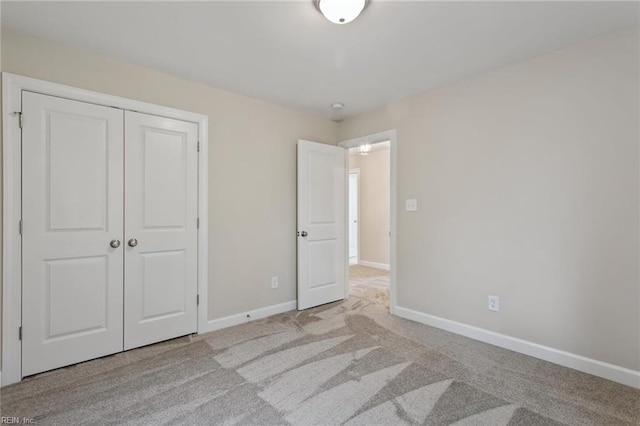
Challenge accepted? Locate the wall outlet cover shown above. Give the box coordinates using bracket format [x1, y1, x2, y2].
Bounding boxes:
[406, 199, 418, 211]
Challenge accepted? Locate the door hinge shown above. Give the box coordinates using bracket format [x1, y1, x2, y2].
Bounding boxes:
[197, 217, 200, 229]
[19, 219, 23, 236]
[197, 294, 200, 305]
[16, 112, 23, 129]
[19, 326, 22, 341]
[197, 141, 200, 152]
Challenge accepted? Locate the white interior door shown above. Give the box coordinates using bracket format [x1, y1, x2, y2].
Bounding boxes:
[124, 111, 198, 350]
[22, 92, 124, 376]
[348, 172, 359, 260]
[297, 140, 347, 310]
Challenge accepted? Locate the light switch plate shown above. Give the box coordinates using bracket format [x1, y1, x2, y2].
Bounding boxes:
[488, 295, 500, 312]
[406, 199, 418, 211]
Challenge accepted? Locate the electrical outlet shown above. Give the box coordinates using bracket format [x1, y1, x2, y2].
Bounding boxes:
[271, 276, 279, 289]
[488, 295, 500, 312]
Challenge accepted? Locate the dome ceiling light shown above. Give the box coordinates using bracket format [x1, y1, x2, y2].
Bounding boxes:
[314, 0, 369, 25]
[358, 143, 372, 156]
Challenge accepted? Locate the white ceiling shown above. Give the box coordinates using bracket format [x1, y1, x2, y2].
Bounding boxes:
[2, 1, 637, 120]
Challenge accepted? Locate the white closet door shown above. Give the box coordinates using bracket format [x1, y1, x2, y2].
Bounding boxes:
[124, 111, 198, 350]
[22, 92, 124, 376]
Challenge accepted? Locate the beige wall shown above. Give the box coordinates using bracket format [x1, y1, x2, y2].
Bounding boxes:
[0, 20, 3, 360]
[1, 26, 639, 375]
[0, 29, 339, 324]
[349, 149, 390, 266]
[339, 29, 640, 371]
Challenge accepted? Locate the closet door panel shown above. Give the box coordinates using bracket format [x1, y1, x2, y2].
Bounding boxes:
[124, 111, 198, 350]
[21, 92, 124, 376]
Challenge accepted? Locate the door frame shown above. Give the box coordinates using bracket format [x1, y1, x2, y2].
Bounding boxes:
[348, 169, 360, 265]
[338, 130, 397, 314]
[1, 73, 209, 386]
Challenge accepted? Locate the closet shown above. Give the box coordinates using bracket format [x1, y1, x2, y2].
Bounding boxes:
[20, 91, 199, 376]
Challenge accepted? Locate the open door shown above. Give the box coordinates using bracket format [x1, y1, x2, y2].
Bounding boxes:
[297, 140, 347, 310]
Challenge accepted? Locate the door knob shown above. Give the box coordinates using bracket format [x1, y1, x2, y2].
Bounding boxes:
[128, 238, 138, 248]
[110, 239, 121, 248]
[301, 231, 308, 237]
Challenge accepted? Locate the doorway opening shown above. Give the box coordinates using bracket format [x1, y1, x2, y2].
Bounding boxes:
[346, 140, 391, 310]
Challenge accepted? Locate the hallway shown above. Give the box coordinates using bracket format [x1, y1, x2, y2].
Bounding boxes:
[349, 264, 389, 309]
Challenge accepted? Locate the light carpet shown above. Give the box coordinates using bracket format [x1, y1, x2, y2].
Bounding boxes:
[1, 267, 638, 425]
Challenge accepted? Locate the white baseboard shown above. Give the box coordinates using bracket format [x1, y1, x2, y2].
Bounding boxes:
[394, 305, 640, 389]
[200, 300, 297, 334]
[358, 260, 390, 271]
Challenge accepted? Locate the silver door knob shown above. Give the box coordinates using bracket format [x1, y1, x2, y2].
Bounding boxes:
[110, 239, 121, 248]
[301, 231, 308, 237]
[128, 238, 138, 248]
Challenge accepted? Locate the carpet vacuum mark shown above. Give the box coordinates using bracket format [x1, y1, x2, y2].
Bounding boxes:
[1, 290, 638, 425]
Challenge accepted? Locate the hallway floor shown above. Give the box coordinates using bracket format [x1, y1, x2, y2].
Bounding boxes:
[349, 264, 389, 309]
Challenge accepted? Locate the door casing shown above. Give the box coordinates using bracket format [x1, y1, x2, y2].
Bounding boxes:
[348, 169, 360, 264]
[1, 73, 209, 386]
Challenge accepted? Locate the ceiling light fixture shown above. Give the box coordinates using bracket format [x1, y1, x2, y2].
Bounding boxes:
[331, 102, 344, 110]
[314, 0, 368, 25]
[358, 143, 372, 156]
